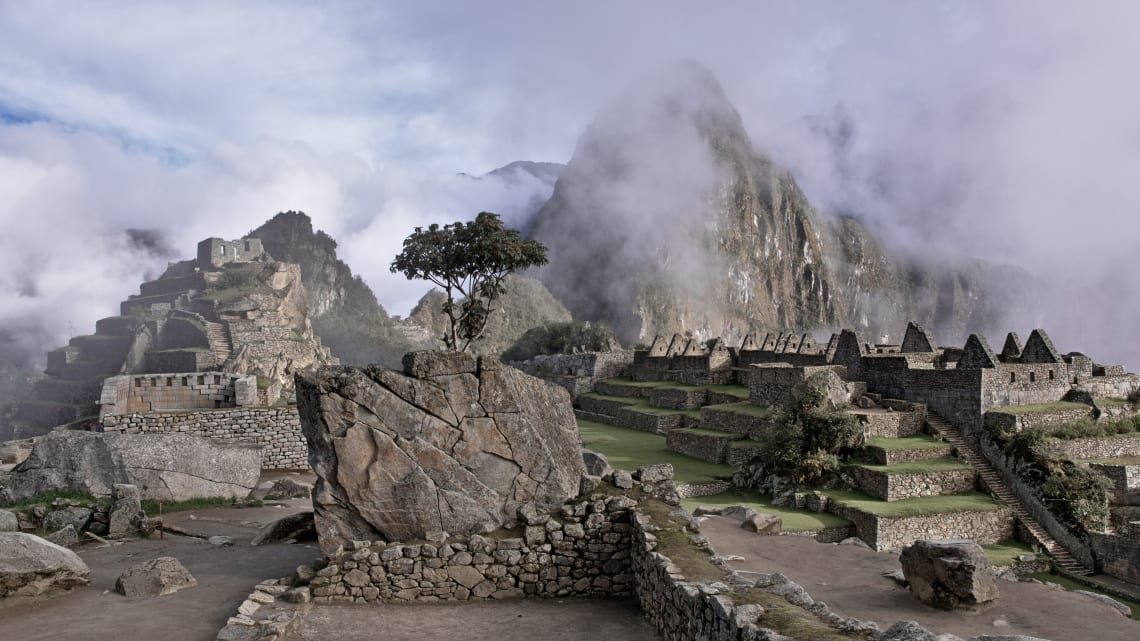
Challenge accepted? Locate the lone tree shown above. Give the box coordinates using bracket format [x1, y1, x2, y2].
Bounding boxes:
[391, 212, 548, 352]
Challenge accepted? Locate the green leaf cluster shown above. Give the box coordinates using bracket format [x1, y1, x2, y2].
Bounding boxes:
[390, 212, 548, 352]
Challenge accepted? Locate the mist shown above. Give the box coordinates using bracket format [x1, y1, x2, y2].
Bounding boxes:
[1, 1, 1139, 370]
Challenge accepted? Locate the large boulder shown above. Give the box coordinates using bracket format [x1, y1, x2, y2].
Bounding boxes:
[296, 352, 586, 553]
[2, 432, 260, 502]
[899, 539, 998, 609]
[0, 532, 90, 597]
[115, 556, 197, 597]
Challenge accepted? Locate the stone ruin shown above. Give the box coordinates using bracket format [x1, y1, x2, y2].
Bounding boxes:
[7, 236, 337, 441]
[295, 351, 586, 554]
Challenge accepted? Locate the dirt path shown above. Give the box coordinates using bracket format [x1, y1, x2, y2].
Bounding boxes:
[283, 598, 658, 641]
[700, 515, 1139, 641]
[0, 501, 317, 641]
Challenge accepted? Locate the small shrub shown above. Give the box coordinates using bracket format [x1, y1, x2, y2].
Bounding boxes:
[1127, 389, 1140, 404]
[800, 450, 839, 485]
[1042, 466, 1112, 535]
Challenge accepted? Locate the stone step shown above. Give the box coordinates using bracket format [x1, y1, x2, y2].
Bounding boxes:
[925, 413, 1092, 576]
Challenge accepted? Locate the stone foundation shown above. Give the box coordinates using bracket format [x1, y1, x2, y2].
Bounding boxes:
[1044, 434, 1140, 460]
[861, 442, 953, 465]
[100, 407, 305, 470]
[846, 466, 976, 502]
[826, 502, 1014, 551]
[666, 429, 742, 463]
[698, 404, 777, 439]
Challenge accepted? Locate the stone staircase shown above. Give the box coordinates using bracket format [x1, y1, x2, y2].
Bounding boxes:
[205, 321, 233, 367]
[925, 412, 1092, 576]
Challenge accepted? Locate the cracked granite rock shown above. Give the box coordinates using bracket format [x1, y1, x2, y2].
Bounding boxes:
[296, 351, 586, 553]
[1, 431, 260, 502]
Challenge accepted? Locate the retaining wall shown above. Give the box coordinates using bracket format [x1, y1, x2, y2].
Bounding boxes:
[826, 502, 1014, 551]
[1044, 434, 1140, 460]
[846, 466, 976, 502]
[100, 406, 305, 469]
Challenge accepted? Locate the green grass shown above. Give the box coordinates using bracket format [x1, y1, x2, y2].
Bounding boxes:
[864, 434, 951, 451]
[983, 540, 1035, 566]
[681, 490, 851, 532]
[847, 456, 971, 475]
[636, 498, 727, 583]
[673, 427, 744, 439]
[705, 384, 750, 399]
[598, 378, 676, 389]
[703, 401, 777, 418]
[580, 393, 701, 418]
[140, 496, 263, 516]
[578, 419, 733, 484]
[1029, 572, 1140, 620]
[0, 490, 98, 510]
[988, 402, 1091, 416]
[822, 489, 1005, 517]
[1096, 397, 1130, 408]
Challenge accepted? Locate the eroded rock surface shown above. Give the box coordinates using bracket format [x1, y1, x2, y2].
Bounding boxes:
[900, 539, 998, 610]
[296, 352, 585, 553]
[2, 431, 260, 502]
[0, 532, 90, 597]
[115, 556, 197, 597]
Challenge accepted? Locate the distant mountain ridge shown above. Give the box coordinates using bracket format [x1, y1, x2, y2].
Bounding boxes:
[528, 61, 1043, 346]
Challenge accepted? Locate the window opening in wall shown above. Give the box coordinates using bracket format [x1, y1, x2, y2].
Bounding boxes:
[214, 375, 222, 385]
[1073, 376, 1078, 384]
[1049, 370, 1055, 380]
[166, 377, 173, 386]
[1030, 372, 1036, 382]
[219, 246, 224, 256]
[151, 377, 158, 387]
[197, 375, 205, 385]
[1010, 372, 1016, 383]
[182, 376, 189, 386]
[134, 378, 143, 387]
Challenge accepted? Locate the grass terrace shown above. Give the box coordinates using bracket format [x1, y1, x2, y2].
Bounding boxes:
[821, 489, 1005, 518]
[864, 434, 950, 451]
[987, 401, 1091, 416]
[846, 456, 972, 475]
[704, 384, 750, 399]
[982, 540, 1035, 567]
[579, 393, 702, 419]
[703, 401, 777, 418]
[680, 490, 850, 532]
[577, 419, 733, 484]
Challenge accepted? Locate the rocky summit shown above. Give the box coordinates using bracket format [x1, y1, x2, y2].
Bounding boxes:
[295, 351, 585, 553]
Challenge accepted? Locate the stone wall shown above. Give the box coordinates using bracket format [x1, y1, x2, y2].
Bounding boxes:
[99, 372, 257, 417]
[650, 387, 708, 410]
[309, 492, 637, 603]
[859, 358, 986, 435]
[861, 443, 953, 465]
[1088, 531, 1140, 585]
[1088, 462, 1140, 505]
[1043, 434, 1140, 460]
[825, 502, 1014, 551]
[978, 435, 1096, 568]
[143, 349, 213, 374]
[982, 406, 1094, 434]
[197, 237, 267, 268]
[699, 406, 777, 440]
[846, 466, 976, 502]
[99, 406, 305, 470]
[510, 351, 635, 400]
[666, 429, 739, 463]
[851, 407, 924, 438]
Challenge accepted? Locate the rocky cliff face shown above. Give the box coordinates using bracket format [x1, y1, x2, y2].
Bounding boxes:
[295, 352, 585, 553]
[530, 62, 1041, 347]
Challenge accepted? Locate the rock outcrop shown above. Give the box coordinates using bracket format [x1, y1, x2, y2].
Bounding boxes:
[2, 432, 260, 502]
[0, 532, 90, 597]
[899, 539, 998, 609]
[296, 352, 585, 553]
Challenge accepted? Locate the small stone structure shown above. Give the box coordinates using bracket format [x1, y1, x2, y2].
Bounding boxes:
[99, 372, 257, 415]
[197, 237, 267, 268]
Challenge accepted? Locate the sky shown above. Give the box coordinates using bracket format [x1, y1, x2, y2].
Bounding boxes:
[1, 1, 1138, 368]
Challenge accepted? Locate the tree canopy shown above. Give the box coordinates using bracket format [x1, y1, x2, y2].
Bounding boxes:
[390, 212, 548, 352]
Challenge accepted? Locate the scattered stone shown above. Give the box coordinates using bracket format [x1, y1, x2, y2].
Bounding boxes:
[839, 536, 872, 550]
[611, 470, 634, 489]
[690, 505, 725, 517]
[115, 556, 197, 597]
[250, 511, 315, 546]
[108, 483, 144, 539]
[581, 448, 612, 477]
[900, 539, 998, 609]
[424, 530, 449, 544]
[741, 513, 782, 534]
[45, 524, 79, 548]
[877, 620, 937, 641]
[0, 510, 17, 533]
[883, 569, 909, 587]
[579, 474, 601, 495]
[635, 463, 674, 483]
[263, 478, 312, 500]
[0, 532, 90, 597]
[42, 506, 92, 533]
[719, 505, 759, 521]
[208, 536, 234, 547]
[1073, 590, 1132, 617]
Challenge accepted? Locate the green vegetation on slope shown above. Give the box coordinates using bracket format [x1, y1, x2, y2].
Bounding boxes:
[988, 402, 1091, 416]
[865, 434, 951, 451]
[982, 540, 1035, 567]
[578, 419, 733, 484]
[846, 456, 971, 475]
